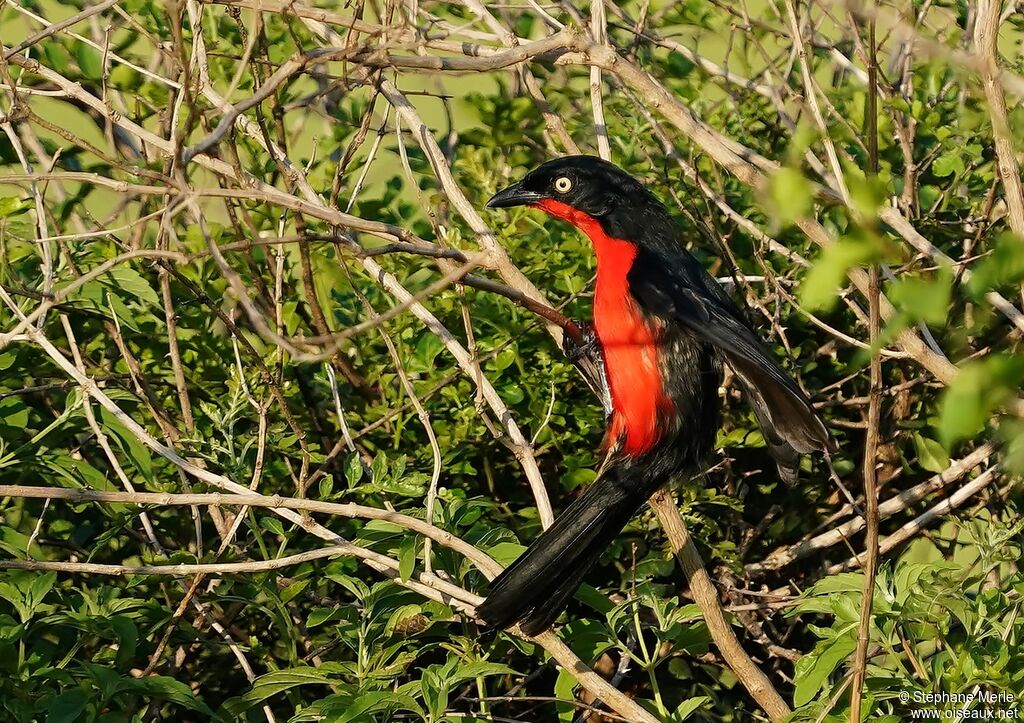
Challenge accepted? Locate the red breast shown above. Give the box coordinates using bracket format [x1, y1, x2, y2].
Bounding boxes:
[535, 199, 675, 456]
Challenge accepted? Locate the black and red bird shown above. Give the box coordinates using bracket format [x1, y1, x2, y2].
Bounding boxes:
[477, 155, 832, 635]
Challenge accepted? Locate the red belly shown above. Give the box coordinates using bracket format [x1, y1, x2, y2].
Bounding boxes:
[533, 199, 674, 456]
[596, 295, 669, 454]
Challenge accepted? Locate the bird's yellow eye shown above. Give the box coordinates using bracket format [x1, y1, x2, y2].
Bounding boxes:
[553, 176, 573, 193]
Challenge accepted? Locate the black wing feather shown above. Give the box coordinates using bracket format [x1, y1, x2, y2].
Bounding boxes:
[628, 249, 833, 479]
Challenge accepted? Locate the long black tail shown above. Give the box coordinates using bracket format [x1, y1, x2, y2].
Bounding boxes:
[477, 469, 657, 635]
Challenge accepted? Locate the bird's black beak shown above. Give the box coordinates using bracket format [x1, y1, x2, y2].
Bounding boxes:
[486, 181, 547, 209]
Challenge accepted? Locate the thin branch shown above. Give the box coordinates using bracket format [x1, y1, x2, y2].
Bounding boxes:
[973, 0, 1024, 238]
[1, 546, 375, 576]
[650, 490, 790, 722]
[851, 15, 882, 708]
[588, 0, 611, 160]
[0, 486, 502, 578]
[746, 444, 995, 574]
[3, 0, 121, 60]
[826, 466, 1001, 575]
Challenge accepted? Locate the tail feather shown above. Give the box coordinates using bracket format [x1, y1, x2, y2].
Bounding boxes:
[517, 561, 591, 635]
[729, 356, 834, 483]
[477, 472, 649, 634]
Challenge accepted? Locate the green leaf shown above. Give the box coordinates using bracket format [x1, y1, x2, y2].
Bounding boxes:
[220, 667, 334, 716]
[932, 151, 964, 177]
[345, 453, 364, 488]
[553, 667, 578, 722]
[887, 267, 952, 325]
[371, 451, 388, 484]
[0, 581, 29, 623]
[792, 633, 858, 706]
[103, 266, 162, 308]
[667, 50, 695, 77]
[559, 618, 614, 662]
[41, 41, 71, 76]
[966, 232, 1024, 297]
[326, 572, 370, 601]
[486, 542, 526, 566]
[847, 172, 887, 219]
[673, 695, 710, 721]
[398, 535, 417, 582]
[768, 167, 812, 225]
[28, 571, 56, 610]
[937, 354, 1024, 446]
[260, 516, 285, 537]
[412, 334, 444, 371]
[339, 691, 423, 721]
[420, 666, 449, 720]
[800, 232, 878, 311]
[97, 408, 153, 480]
[0, 198, 29, 219]
[449, 661, 518, 684]
[44, 689, 89, 723]
[913, 433, 950, 474]
[0, 398, 30, 429]
[108, 64, 139, 90]
[133, 675, 213, 715]
[493, 347, 517, 372]
[563, 467, 597, 490]
[790, 573, 865, 616]
[73, 41, 103, 81]
[318, 474, 334, 499]
[307, 606, 342, 628]
[109, 615, 138, 669]
[280, 579, 309, 603]
[383, 604, 424, 637]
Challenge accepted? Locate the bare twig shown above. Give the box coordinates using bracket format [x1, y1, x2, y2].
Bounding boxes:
[650, 490, 790, 722]
[973, 0, 1024, 237]
[851, 14, 882, 717]
[746, 445, 995, 574]
[826, 466, 1001, 575]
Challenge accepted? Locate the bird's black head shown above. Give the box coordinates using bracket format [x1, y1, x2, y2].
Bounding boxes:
[486, 155, 660, 220]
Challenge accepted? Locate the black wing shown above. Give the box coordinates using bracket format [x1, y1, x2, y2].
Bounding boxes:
[629, 249, 833, 481]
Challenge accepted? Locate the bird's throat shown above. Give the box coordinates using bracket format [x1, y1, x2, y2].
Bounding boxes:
[534, 199, 674, 456]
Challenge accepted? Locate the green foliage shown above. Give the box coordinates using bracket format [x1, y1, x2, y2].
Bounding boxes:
[788, 518, 1024, 721]
[938, 354, 1024, 447]
[800, 229, 881, 311]
[767, 167, 813, 227]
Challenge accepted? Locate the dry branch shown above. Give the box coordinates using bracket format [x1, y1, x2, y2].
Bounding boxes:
[746, 444, 995, 574]
[650, 490, 791, 722]
[973, 0, 1024, 238]
[0, 485, 503, 578]
[826, 466, 1002, 575]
